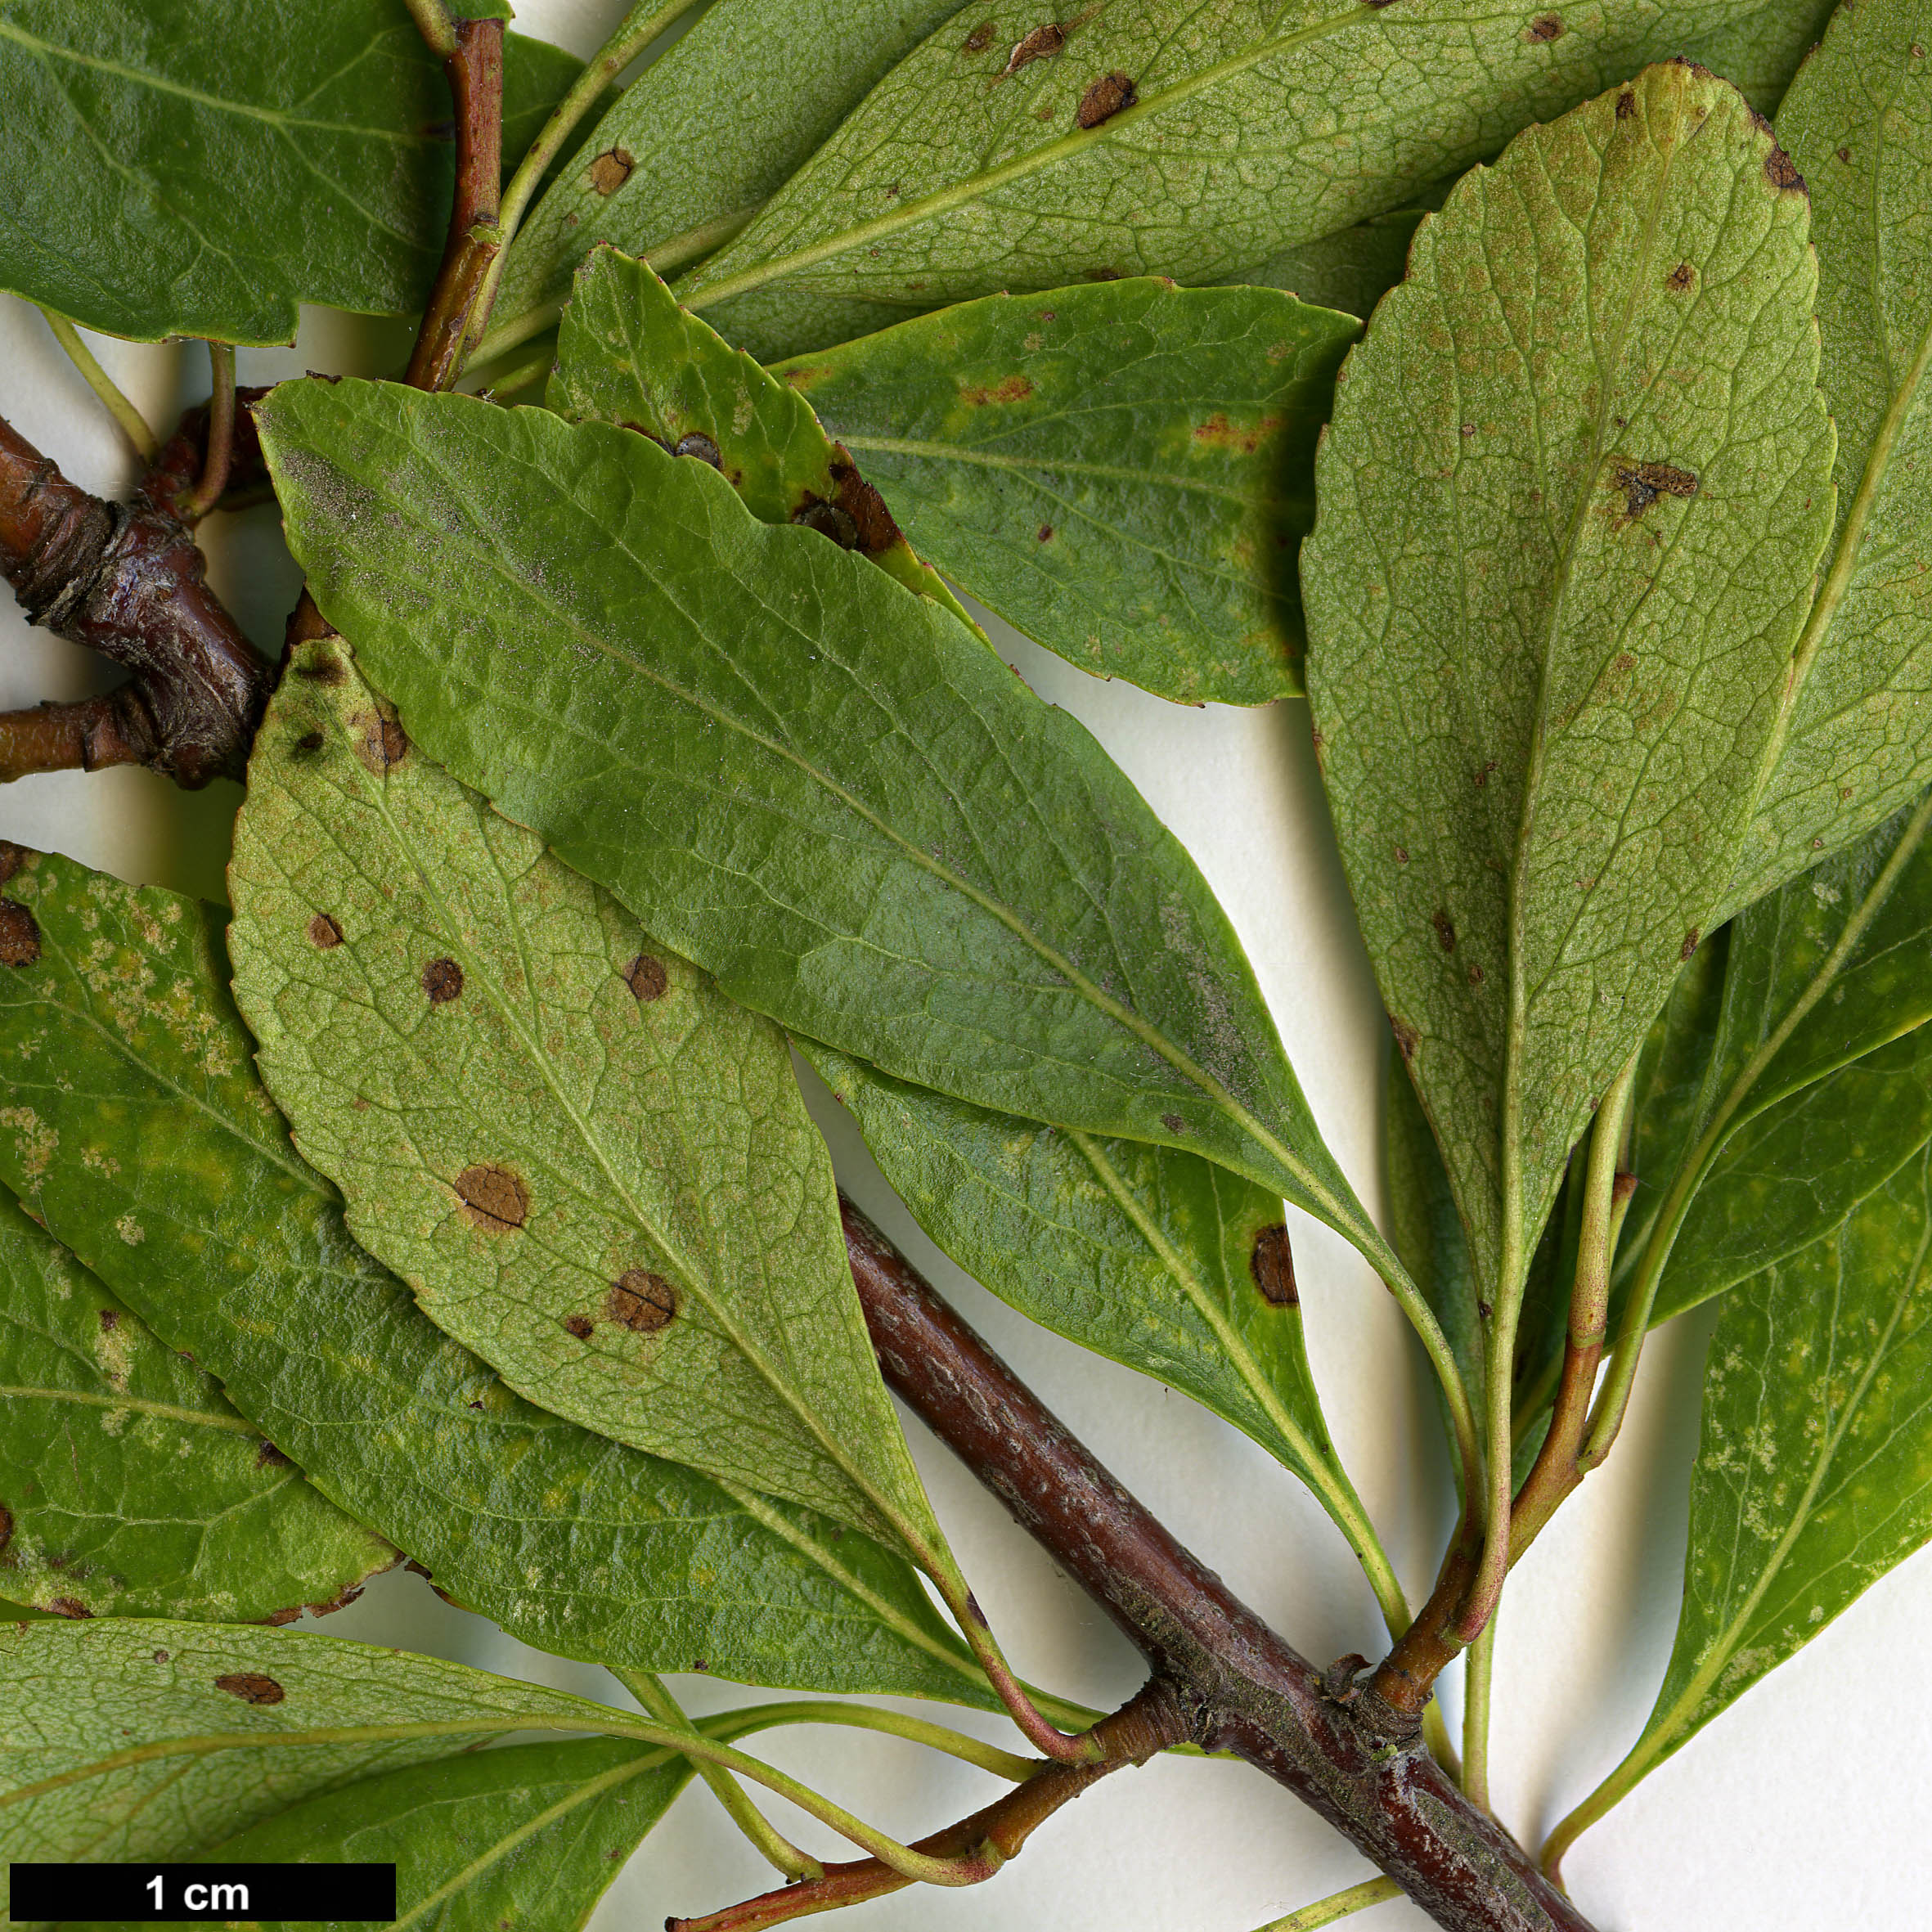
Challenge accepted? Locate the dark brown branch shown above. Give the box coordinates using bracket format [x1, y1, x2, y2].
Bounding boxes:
[840, 1197, 1598, 1932]
[405, 16, 505, 393]
[0, 415, 269, 788]
[669, 1685, 1186, 1932]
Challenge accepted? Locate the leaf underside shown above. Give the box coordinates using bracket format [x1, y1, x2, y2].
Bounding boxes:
[1726, 0, 1932, 909]
[0, 1618, 632, 1885]
[1305, 64, 1835, 1311]
[0, 845, 1000, 1710]
[673, 0, 1837, 359]
[228, 639, 943, 1560]
[485, 0, 976, 351]
[254, 378, 1390, 1278]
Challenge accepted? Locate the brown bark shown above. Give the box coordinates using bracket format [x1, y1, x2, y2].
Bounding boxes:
[840, 1197, 1597, 1932]
[0, 415, 268, 788]
[405, 16, 505, 393]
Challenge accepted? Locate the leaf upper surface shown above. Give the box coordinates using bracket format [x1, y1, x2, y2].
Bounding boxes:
[0, 2, 579, 343]
[1621, 1141, 1932, 1777]
[672, 0, 1836, 359]
[1304, 65, 1835, 1309]
[0, 1193, 390, 1625]
[1729, 0, 1932, 907]
[254, 379, 1393, 1278]
[229, 640, 944, 1560]
[806, 1040, 1378, 1573]
[773, 278, 1360, 705]
[0, 845, 1001, 1709]
[549, 245, 973, 627]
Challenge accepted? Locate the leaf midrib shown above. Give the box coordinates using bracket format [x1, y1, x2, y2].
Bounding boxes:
[835, 434, 1282, 508]
[677, 1, 1375, 309]
[1498, 93, 1692, 1302]
[0, 1383, 257, 1435]
[373, 420, 1373, 1259]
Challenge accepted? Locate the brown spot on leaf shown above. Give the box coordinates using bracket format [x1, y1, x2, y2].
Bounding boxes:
[1665, 262, 1694, 292]
[308, 913, 343, 950]
[1193, 411, 1282, 454]
[352, 711, 407, 775]
[590, 147, 634, 195]
[216, 1671, 285, 1705]
[48, 1597, 92, 1619]
[294, 729, 326, 756]
[98, 1308, 118, 1332]
[422, 957, 464, 1004]
[829, 451, 903, 553]
[1391, 1016, 1418, 1061]
[1837, 146, 1852, 164]
[1431, 909, 1457, 952]
[1161, 1112, 1188, 1133]
[793, 498, 861, 547]
[963, 20, 997, 51]
[1038, 523, 1054, 542]
[0, 1503, 11, 1556]
[1615, 88, 1636, 119]
[456, 1164, 528, 1232]
[256, 1441, 291, 1468]
[0, 900, 41, 967]
[1611, 461, 1697, 523]
[1680, 928, 1701, 960]
[1076, 71, 1135, 127]
[1477, 1300, 1493, 1321]
[962, 375, 1035, 406]
[1250, 1224, 1297, 1306]
[563, 1314, 595, 1339]
[294, 651, 347, 685]
[675, 433, 723, 468]
[0, 843, 25, 887]
[1002, 23, 1064, 74]
[1467, 964, 1485, 985]
[609, 1269, 677, 1332]
[624, 954, 669, 1001]
[1764, 142, 1804, 191]
[1525, 11, 1562, 38]
[1394, 845, 1409, 865]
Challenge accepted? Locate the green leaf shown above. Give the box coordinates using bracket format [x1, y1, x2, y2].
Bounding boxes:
[804, 1040, 1406, 1616]
[145, 1737, 691, 1932]
[671, 0, 1836, 359]
[0, 844, 1006, 1711]
[0, 1193, 390, 1624]
[1579, 1139, 1932, 1808]
[0, 1, 583, 344]
[1239, 209, 1427, 322]
[1302, 65, 1836, 1335]
[228, 638, 946, 1565]
[254, 380, 1400, 1287]
[1728, 0, 1932, 909]
[771, 277, 1361, 706]
[1621, 792, 1932, 1327]
[502, 34, 610, 192]
[0, 1619, 635, 1887]
[481, 0, 976, 358]
[549, 245, 976, 628]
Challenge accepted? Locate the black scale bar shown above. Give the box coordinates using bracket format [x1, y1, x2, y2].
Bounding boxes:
[9, 1863, 397, 1923]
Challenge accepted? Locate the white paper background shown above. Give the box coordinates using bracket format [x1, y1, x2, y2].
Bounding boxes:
[3, 7, 1929, 1919]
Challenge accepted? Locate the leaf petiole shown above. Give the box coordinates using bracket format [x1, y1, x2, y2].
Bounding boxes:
[1253, 1876, 1403, 1930]
[616, 1668, 824, 1884]
[36, 308, 156, 461]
